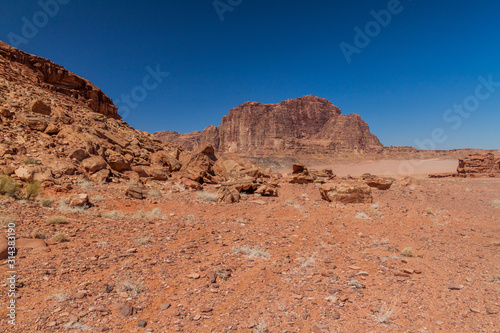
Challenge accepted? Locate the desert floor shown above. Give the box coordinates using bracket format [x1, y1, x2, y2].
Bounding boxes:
[0, 162, 499, 332]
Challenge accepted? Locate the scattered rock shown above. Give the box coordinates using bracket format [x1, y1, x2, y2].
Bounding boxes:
[29, 99, 51, 115]
[319, 181, 373, 204]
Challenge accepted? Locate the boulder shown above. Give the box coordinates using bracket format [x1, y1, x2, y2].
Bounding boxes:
[126, 186, 145, 199]
[90, 169, 111, 184]
[29, 99, 51, 115]
[180, 143, 217, 183]
[0, 235, 9, 260]
[150, 151, 182, 172]
[14, 165, 52, 182]
[217, 185, 240, 203]
[106, 152, 130, 172]
[69, 193, 89, 208]
[319, 181, 373, 204]
[25, 116, 48, 131]
[81, 156, 108, 174]
[361, 174, 393, 190]
[69, 148, 90, 162]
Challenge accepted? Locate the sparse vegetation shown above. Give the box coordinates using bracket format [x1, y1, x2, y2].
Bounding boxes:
[196, 191, 218, 202]
[102, 210, 125, 220]
[355, 212, 370, 219]
[372, 301, 398, 324]
[1, 215, 17, 227]
[120, 279, 144, 296]
[186, 214, 196, 222]
[51, 232, 68, 243]
[147, 188, 162, 197]
[47, 290, 73, 302]
[299, 252, 317, 268]
[136, 236, 153, 245]
[23, 157, 39, 165]
[31, 230, 45, 239]
[426, 208, 435, 215]
[131, 208, 162, 220]
[91, 195, 105, 203]
[489, 274, 500, 284]
[39, 197, 54, 207]
[233, 245, 271, 258]
[25, 181, 41, 199]
[401, 247, 415, 257]
[0, 174, 20, 198]
[285, 200, 294, 206]
[46, 216, 68, 225]
[490, 199, 500, 208]
[78, 179, 93, 189]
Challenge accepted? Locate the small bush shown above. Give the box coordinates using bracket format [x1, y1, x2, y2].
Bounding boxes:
[233, 245, 271, 258]
[91, 196, 105, 203]
[1, 215, 17, 227]
[489, 274, 500, 284]
[23, 157, 39, 165]
[0, 175, 20, 198]
[196, 191, 218, 202]
[136, 236, 152, 245]
[401, 247, 415, 257]
[78, 179, 93, 190]
[147, 188, 162, 197]
[355, 212, 370, 219]
[31, 230, 45, 239]
[285, 200, 294, 206]
[46, 216, 68, 225]
[490, 200, 500, 208]
[102, 210, 125, 220]
[39, 197, 54, 207]
[120, 279, 144, 297]
[131, 208, 162, 220]
[51, 232, 68, 243]
[25, 181, 41, 199]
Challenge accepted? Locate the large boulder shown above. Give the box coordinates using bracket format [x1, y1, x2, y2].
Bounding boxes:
[150, 151, 182, 172]
[180, 143, 217, 183]
[29, 99, 51, 115]
[14, 165, 52, 182]
[288, 163, 314, 184]
[25, 116, 48, 131]
[319, 181, 373, 204]
[217, 185, 240, 203]
[361, 173, 393, 190]
[81, 156, 108, 174]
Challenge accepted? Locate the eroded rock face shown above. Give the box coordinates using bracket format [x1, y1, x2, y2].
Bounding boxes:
[156, 95, 383, 155]
[458, 153, 500, 176]
[0, 41, 119, 119]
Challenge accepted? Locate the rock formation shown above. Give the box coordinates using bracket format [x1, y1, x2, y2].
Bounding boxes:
[156, 95, 383, 155]
[457, 153, 500, 177]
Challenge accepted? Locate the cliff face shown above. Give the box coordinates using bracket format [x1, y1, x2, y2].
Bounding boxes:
[0, 40, 119, 119]
[156, 95, 383, 155]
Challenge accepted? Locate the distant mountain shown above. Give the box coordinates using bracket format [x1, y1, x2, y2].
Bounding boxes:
[156, 95, 383, 155]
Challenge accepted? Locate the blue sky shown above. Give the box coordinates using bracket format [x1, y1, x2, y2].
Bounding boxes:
[1, 0, 499, 149]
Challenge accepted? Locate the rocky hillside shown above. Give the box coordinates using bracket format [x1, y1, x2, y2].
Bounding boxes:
[156, 95, 383, 155]
[0, 40, 185, 188]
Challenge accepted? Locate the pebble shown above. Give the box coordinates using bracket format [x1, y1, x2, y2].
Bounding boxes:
[332, 312, 341, 319]
[160, 302, 171, 310]
[138, 320, 147, 327]
[119, 302, 134, 316]
[187, 273, 200, 279]
[200, 307, 213, 313]
[469, 307, 480, 313]
[349, 266, 362, 270]
[448, 284, 464, 290]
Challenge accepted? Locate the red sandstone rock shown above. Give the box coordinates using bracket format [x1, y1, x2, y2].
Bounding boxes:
[156, 95, 382, 155]
[319, 181, 373, 204]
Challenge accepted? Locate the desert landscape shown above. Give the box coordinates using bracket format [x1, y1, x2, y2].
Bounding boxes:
[0, 37, 499, 333]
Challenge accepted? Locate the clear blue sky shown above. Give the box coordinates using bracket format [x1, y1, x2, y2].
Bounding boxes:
[1, 0, 499, 149]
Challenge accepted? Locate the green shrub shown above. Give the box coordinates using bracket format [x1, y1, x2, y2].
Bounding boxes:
[25, 181, 41, 200]
[0, 175, 20, 198]
[23, 157, 39, 165]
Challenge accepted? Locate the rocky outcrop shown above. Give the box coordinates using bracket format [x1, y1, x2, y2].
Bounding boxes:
[457, 153, 500, 177]
[0, 40, 119, 119]
[319, 181, 373, 204]
[156, 95, 383, 155]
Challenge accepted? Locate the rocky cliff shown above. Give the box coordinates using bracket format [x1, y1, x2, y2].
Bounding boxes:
[0, 40, 119, 119]
[156, 95, 383, 155]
